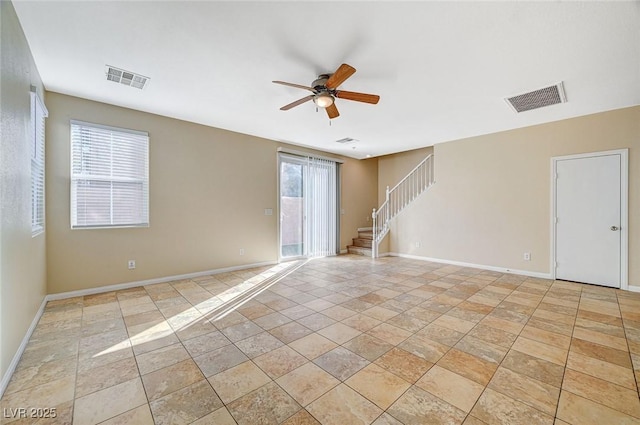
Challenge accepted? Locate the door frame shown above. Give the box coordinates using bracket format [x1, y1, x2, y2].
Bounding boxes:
[550, 149, 628, 289]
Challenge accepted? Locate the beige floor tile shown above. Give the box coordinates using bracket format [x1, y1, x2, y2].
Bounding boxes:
[307, 384, 383, 425]
[149, 380, 223, 425]
[181, 330, 230, 357]
[10, 257, 640, 425]
[570, 337, 632, 368]
[467, 323, 517, 349]
[74, 378, 147, 425]
[313, 346, 369, 381]
[342, 334, 394, 361]
[437, 349, 497, 386]
[76, 356, 139, 398]
[142, 359, 204, 401]
[136, 343, 190, 375]
[235, 331, 284, 358]
[512, 336, 568, 366]
[276, 362, 340, 406]
[374, 347, 433, 383]
[455, 335, 507, 364]
[561, 369, 640, 418]
[479, 315, 525, 334]
[322, 305, 357, 321]
[253, 345, 308, 379]
[208, 361, 271, 404]
[417, 323, 465, 347]
[296, 313, 337, 331]
[566, 350, 636, 389]
[269, 321, 313, 344]
[98, 404, 154, 425]
[193, 344, 249, 377]
[471, 388, 554, 425]
[433, 314, 476, 333]
[190, 407, 237, 425]
[520, 325, 571, 350]
[463, 416, 489, 425]
[556, 390, 639, 425]
[372, 412, 404, 425]
[388, 385, 467, 425]
[488, 367, 560, 415]
[281, 409, 321, 425]
[366, 325, 414, 352]
[6, 357, 77, 395]
[361, 306, 400, 321]
[572, 327, 628, 351]
[340, 313, 382, 332]
[399, 333, 450, 363]
[317, 322, 361, 344]
[289, 333, 338, 360]
[416, 365, 484, 412]
[346, 364, 410, 409]
[1, 376, 75, 423]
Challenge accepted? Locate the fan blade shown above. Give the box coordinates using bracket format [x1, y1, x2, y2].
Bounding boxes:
[336, 90, 380, 104]
[325, 64, 356, 89]
[326, 103, 340, 119]
[280, 95, 314, 111]
[273, 81, 315, 92]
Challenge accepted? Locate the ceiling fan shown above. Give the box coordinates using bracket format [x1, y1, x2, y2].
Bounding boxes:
[273, 63, 380, 119]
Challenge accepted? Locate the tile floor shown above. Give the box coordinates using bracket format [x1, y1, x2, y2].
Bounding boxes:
[2, 255, 640, 424]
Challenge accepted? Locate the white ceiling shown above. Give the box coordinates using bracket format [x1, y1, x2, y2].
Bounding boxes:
[13, 1, 640, 159]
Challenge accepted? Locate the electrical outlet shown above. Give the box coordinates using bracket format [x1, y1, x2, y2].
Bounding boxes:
[239, 248, 245, 256]
[415, 241, 421, 248]
[366, 216, 370, 222]
[128, 260, 136, 270]
[523, 252, 531, 261]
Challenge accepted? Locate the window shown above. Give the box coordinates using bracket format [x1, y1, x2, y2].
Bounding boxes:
[31, 87, 48, 236]
[70, 121, 149, 229]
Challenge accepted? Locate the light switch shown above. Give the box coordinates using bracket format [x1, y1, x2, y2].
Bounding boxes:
[264, 208, 273, 216]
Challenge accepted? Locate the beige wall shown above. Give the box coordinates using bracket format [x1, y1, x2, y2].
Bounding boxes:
[384, 106, 640, 283]
[45, 93, 377, 293]
[0, 1, 47, 384]
[377, 146, 433, 204]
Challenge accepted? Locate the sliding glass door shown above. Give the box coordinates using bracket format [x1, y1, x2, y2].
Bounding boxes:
[279, 153, 339, 260]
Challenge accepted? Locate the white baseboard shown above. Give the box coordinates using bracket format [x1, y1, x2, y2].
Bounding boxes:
[46, 261, 278, 301]
[387, 252, 553, 280]
[0, 297, 47, 398]
[628, 285, 640, 293]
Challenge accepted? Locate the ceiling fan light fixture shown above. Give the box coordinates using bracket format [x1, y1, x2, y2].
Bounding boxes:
[313, 93, 334, 108]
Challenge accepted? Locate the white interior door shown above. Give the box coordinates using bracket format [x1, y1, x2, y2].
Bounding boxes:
[555, 153, 621, 287]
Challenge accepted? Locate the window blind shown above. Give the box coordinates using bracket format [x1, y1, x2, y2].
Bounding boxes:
[70, 120, 149, 228]
[31, 88, 48, 236]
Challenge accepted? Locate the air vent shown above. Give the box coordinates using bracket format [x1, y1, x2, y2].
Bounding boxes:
[505, 82, 566, 113]
[105, 65, 149, 90]
[336, 137, 357, 144]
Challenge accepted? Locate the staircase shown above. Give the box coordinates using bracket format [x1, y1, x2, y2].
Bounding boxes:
[347, 228, 374, 256]
[371, 154, 435, 258]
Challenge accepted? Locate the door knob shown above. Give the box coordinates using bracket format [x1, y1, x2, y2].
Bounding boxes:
[610, 226, 620, 231]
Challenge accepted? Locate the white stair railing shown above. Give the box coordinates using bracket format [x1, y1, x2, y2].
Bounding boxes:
[372, 154, 434, 258]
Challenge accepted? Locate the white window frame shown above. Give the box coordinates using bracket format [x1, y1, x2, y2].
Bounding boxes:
[70, 120, 149, 229]
[30, 86, 48, 237]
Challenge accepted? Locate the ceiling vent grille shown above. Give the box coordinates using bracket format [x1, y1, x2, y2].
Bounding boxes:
[105, 65, 149, 90]
[505, 82, 566, 113]
[336, 137, 357, 144]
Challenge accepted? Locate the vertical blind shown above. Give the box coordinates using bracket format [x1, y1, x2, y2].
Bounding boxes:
[305, 156, 338, 257]
[70, 121, 149, 228]
[31, 88, 48, 235]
